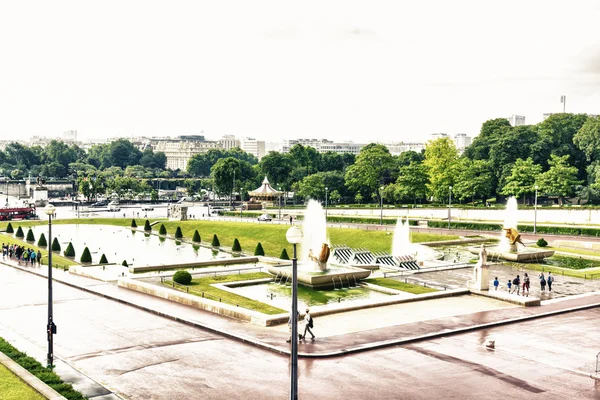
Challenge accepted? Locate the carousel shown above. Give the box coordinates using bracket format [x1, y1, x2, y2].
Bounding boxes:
[246, 176, 283, 210]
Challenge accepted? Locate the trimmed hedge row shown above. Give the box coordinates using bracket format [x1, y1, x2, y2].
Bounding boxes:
[426, 220, 600, 236]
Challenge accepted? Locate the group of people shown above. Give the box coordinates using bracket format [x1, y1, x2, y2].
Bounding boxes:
[492, 272, 554, 295]
[286, 308, 315, 342]
[2, 243, 42, 266]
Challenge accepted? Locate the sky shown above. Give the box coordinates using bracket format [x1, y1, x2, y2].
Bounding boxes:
[0, 0, 599, 145]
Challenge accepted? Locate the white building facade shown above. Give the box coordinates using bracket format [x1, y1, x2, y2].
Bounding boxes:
[151, 135, 220, 170]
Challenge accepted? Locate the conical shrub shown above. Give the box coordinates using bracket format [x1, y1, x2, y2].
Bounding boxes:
[211, 234, 220, 247]
[175, 226, 183, 239]
[192, 230, 201, 243]
[254, 242, 265, 256]
[122, 260, 128, 267]
[131, 219, 137, 228]
[15, 226, 24, 238]
[159, 224, 167, 235]
[144, 220, 151, 231]
[99, 254, 108, 264]
[26, 228, 35, 242]
[6, 223, 13, 233]
[37, 233, 47, 247]
[64, 242, 75, 258]
[280, 248, 290, 260]
[51, 237, 61, 252]
[232, 238, 242, 252]
[80, 247, 92, 263]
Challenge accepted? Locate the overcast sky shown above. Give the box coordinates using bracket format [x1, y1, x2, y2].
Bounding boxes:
[1, 0, 599, 144]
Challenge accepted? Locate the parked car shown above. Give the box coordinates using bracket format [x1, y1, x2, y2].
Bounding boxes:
[257, 214, 272, 222]
[90, 200, 109, 208]
[141, 205, 154, 211]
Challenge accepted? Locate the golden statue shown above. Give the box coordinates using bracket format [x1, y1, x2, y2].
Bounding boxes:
[503, 227, 525, 247]
[309, 243, 330, 268]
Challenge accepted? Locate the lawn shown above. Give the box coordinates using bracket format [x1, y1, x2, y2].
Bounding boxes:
[364, 278, 438, 294]
[0, 363, 45, 400]
[0, 233, 78, 268]
[163, 272, 286, 315]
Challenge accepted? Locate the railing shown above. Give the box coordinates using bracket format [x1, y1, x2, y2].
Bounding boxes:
[379, 273, 449, 291]
[160, 266, 264, 280]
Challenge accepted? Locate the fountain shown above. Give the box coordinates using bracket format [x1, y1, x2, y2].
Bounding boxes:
[468, 197, 554, 262]
[391, 217, 441, 263]
[266, 200, 371, 289]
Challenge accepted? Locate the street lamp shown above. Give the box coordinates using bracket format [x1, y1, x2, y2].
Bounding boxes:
[379, 186, 384, 225]
[534, 185, 539, 234]
[448, 186, 453, 229]
[44, 203, 57, 368]
[286, 225, 303, 400]
[325, 187, 328, 222]
[278, 186, 282, 221]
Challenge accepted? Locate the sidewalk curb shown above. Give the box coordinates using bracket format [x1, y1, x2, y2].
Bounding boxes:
[0, 351, 67, 400]
[4, 261, 600, 359]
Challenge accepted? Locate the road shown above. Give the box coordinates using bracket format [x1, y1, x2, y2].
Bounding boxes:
[1, 265, 599, 400]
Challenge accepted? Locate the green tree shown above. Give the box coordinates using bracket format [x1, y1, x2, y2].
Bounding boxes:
[175, 227, 183, 239]
[131, 219, 137, 228]
[254, 242, 265, 256]
[211, 234, 220, 247]
[453, 159, 493, 204]
[211, 157, 256, 199]
[294, 173, 326, 201]
[329, 189, 341, 204]
[51, 237, 61, 252]
[192, 230, 201, 242]
[15, 226, 24, 238]
[280, 248, 290, 260]
[538, 154, 582, 205]
[394, 161, 429, 204]
[99, 254, 108, 264]
[501, 158, 542, 203]
[423, 137, 459, 202]
[345, 144, 396, 203]
[232, 238, 242, 252]
[6, 223, 13, 233]
[258, 152, 296, 190]
[26, 228, 35, 242]
[144, 220, 152, 232]
[573, 116, 600, 162]
[64, 242, 75, 258]
[37, 233, 47, 247]
[173, 270, 192, 285]
[464, 118, 512, 160]
[159, 224, 167, 235]
[80, 247, 92, 263]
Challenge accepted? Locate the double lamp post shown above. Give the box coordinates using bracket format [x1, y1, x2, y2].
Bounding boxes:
[286, 225, 303, 400]
[44, 203, 57, 368]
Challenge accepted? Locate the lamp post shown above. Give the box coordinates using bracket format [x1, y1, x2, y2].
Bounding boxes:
[278, 186, 282, 221]
[379, 186, 384, 225]
[325, 187, 328, 222]
[286, 226, 303, 400]
[44, 203, 57, 368]
[5, 179, 8, 206]
[448, 186, 453, 229]
[534, 185, 539, 234]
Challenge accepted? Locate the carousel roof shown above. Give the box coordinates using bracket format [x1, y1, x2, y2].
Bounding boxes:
[247, 176, 282, 198]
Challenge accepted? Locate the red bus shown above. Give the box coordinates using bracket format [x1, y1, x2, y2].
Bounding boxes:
[0, 206, 38, 221]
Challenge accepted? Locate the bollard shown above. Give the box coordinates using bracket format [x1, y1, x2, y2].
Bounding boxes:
[219, 298, 221, 302]
[186, 287, 189, 293]
[338, 297, 340, 303]
[202, 292, 204, 298]
[172, 282, 174, 287]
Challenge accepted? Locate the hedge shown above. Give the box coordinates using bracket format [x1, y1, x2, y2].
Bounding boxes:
[37, 233, 47, 247]
[15, 226, 24, 238]
[99, 254, 108, 264]
[537, 238, 548, 247]
[63, 242, 75, 258]
[131, 219, 137, 228]
[192, 230, 201, 242]
[80, 247, 92, 263]
[159, 224, 167, 235]
[6, 222, 13, 233]
[232, 238, 242, 252]
[426, 220, 600, 236]
[173, 270, 192, 285]
[26, 228, 35, 242]
[280, 248, 289, 260]
[211, 234, 220, 247]
[51, 237, 61, 252]
[254, 242, 265, 256]
[175, 227, 183, 239]
[144, 220, 152, 232]
[122, 260, 128, 267]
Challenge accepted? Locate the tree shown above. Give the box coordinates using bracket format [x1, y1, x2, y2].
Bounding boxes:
[192, 230, 201, 242]
[211, 234, 220, 247]
[394, 161, 429, 204]
[211, 157, 256, 198]
[37, 233, 47, 247]
[501, 158, 542, 202]
[51, 237, 61, 252]
[64, 242, 76, 258]
[174, 227, 183, 239]
[80, 247, 92, 263]
[6, 223, 13, 234]
[294, 173, 326, 201]
[423, 137, 459, 202]
[254, 242, 265, 256]
[329, 190, 341, 204]
[232, 238, 242, 252]
[464, 118, 512, 160]
[15, 226, 24, 238]
[258, 152, 296, 190]
[397, 150, 425, 167]
[108, 139, 142, 169]
[144, 220, 152, 232]
[26, 228, 35, 242]
[173, 270, 192, 285]
[574, 116, 600, 162]
[280, 248, 290, 260]
[99, 254, 108, 264]
[538, 154, 582, 205]
[345, 144, 396, 203]
[453, 159, 493, 204]
[131, 219, 137, 228]
[159, 224, 167, 235]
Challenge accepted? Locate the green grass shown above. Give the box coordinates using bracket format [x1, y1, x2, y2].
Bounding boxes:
[163, 272, 286, 315]
[547, 246, 600, 257]
[0, 234, 78, 268]
[364, 278, 438, 294]
[0, 363, 45, 400]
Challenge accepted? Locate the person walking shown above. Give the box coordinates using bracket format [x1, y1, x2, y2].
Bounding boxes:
[286, 311, 301, 343]
[539, 273, 546, 291]
[510, 275, 520, 295]
[547, 272, 554, 292]
[289, 215, 293, 225]
[507, 279, 512, 292]
[37, 250, 42, 265]
[522, 273, 530, 297]
[493, 277, 499, 290]
[301, 309, 315, 340]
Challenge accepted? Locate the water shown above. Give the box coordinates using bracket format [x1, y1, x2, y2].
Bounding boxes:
[229, 282, 391, 310]
[391, 217, 440, 262]
[26, 224, 232, 266]
[499, 196, 518, 252]
[300, 199, 328, 270]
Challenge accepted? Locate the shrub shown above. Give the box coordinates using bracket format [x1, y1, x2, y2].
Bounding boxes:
[15, 226, 24, 238]
[64, 242, 75, 258]
[173, 270, 192, 285]
[99, 254, 108, 264]
[51, 238, 61, 252]
[280, 248, 290, 260]
[6, 222, 13, 233]
[159, 224, 167, 235]
[211, 234, 220, 247]
[80, 247, 92, 263]
[26, 228, 35, 242]
[144, 220, 151, 231]
[131, 219, 137, 228]
[232, 238, 242, 252]
[38, 233, 47, 247]
[122, 260, 128, 267]
[192, 230, 201, 242]
[254, 242, 265, 256]
[537, 238, 548, 247]
[175, 226, 183, 239]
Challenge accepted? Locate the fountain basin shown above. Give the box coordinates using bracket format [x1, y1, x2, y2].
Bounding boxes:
[467, 246, 555, 262]
[266, 264, 371, 289]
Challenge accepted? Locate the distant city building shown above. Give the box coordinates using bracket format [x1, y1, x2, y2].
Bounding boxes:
[507, 115, 526, 126]
[240, 137, 266, 159]
[282, 139, 366, 155]
[62, 130, 78, 142]
[219, 135, 240, 151]
[385, 142, 425, 156]
[151, 135, 220, 170]
[453, 133, 472, 153]
[428, 133, 448, 142]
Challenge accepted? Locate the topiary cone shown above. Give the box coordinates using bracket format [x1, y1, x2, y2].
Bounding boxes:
[26, 228, 35, 242]
[122, 260, 128, 267]
[80, 247, 92, 263]
[192, 230, 201, 243]
[254, 242, 265, 256]
[131, 219, 138, 228]
[99, 254, 108, 264]
[211, 234, 220, 247]
[15, 226, 24, 238]
[37, 233, 47, 247]
[51, 237, 61, 252]
[144, 220, 152, 231]
[64, 242, 75, 258]
[159, 224, 167, 235]
[175, 226, 183, 239]
[280, 248, 290, 260]
[6, 223, 13, 234]
[232, 238, 242, 252]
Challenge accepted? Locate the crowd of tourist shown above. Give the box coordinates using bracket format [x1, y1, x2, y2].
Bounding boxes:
[2, 243, 42, 266]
